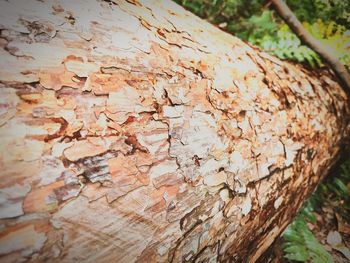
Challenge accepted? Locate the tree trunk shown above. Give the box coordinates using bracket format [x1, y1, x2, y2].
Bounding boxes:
[0, 0, 349, 262]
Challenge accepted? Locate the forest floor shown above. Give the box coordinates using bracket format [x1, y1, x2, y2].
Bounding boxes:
[268, 155, 350, 263]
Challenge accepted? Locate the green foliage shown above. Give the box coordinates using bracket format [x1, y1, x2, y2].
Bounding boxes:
[282, 195, 333, 262]
[174, 0, 263, 40]
[254, 24, 323, 68]
[175, 0, 350, 68]
[316, 158, 350, 214]
[303, 20, 350, 67]
[283, 157, 350, 262]
[283, 216, 333, 262]
[286, 0, 350, 29]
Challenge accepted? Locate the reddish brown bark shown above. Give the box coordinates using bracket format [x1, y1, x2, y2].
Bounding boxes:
[0, 0, 349, 262]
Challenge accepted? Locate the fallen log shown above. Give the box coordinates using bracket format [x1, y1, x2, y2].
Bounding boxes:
[0, 0, 349, 262]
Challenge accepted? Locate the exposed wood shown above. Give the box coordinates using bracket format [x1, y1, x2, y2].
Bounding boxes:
[270, 0, 350, 95]
[0, 0, 349, 262]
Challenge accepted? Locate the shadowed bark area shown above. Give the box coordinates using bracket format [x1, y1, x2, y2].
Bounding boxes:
[0, 0, 349, 262]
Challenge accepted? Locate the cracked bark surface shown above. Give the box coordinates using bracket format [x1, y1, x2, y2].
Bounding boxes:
[0, 0, 349, 262]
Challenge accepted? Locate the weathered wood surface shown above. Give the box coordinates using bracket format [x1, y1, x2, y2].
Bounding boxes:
[0, 0, 349, 262]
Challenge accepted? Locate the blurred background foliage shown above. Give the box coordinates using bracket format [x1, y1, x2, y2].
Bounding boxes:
[174, 0, 350, 68]
[175, 1, 350, 262]
[283, 159, 350, 262]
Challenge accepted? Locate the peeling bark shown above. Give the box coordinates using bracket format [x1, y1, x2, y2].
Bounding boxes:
[0, 0, 349, 262]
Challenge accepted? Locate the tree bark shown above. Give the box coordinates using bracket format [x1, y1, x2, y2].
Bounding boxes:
[0, 0, 349, 262]
[270, 0, 350, 95]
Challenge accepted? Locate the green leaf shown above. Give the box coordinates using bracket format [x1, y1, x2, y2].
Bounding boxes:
[283, 215, 333, 263]
[284, 245, 309, 261]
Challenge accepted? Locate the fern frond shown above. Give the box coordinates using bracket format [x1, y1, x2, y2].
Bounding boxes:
[283, 216, 333, 263]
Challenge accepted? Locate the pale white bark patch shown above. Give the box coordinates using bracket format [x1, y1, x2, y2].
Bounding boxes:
[0, 225, 46, 256]
[149, 160, 179, 181]
[284, 140, 304, 166]
[63, 137, 107, 162]
[240, 195, 252, 216]
[162, 105, 185, 118]
[0, 184, 31, 219]
[203, 171, 227, 187]
[64, 60, 99, 78]
[51, 141, 74, 157]
[274, 196, 284, 209]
